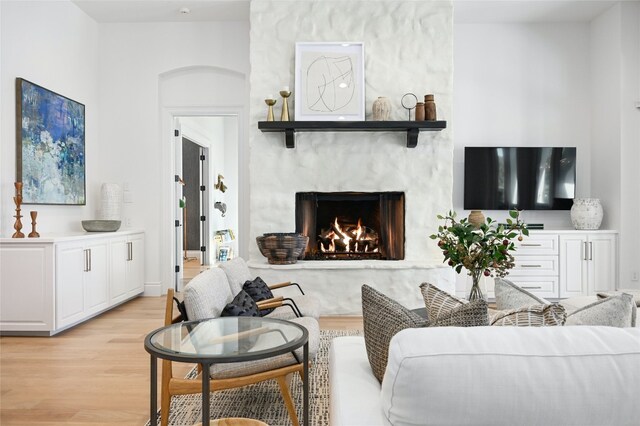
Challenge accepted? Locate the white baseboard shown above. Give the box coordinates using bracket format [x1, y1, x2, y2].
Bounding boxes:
[144, 281, 162, 296]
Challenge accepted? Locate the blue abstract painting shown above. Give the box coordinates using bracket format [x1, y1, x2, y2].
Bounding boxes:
[17, 78, 85, 205]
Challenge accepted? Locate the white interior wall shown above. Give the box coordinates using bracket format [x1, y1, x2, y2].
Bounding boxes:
[97, 21, 249, 294]
[453, 22, 591, 228]
[222, 115, 239, 255]
[0, 0, 100, 234]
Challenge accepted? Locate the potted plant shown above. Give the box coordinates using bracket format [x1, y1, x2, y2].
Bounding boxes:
[430, 210, 529, 301]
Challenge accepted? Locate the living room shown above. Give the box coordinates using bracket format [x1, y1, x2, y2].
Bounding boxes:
[1, 0, 639, 425]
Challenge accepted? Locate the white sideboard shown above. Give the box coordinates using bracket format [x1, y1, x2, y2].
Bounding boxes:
[482, 230, 617, 300]
[0, 230, 144, 336]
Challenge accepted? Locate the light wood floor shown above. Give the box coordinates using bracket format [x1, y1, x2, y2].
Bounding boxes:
[0, 296, 362, 425]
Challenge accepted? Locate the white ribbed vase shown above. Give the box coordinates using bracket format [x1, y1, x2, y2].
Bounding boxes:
[372, 97, 391, 121]
[100, 183, 122, 220]
[570, 198, 603, 230]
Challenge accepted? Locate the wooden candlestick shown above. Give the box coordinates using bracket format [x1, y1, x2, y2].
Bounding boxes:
[28, 211, 40, 238]
[12, 182, 25, 238]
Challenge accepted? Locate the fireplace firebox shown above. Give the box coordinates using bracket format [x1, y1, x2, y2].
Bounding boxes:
[295, 192, 405, 260]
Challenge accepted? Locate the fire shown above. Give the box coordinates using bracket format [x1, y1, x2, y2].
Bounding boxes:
[319, 217, 379, 254]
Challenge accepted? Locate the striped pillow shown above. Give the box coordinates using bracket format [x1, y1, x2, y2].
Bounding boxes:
[491, 303, 567, 326]
[419, 282, 467, 322]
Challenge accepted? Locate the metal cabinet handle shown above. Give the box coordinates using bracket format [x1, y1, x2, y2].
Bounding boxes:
[83, 249, 89, 272]
[583, 241, 588, 261]
[589, 241, 593, 261]
[521, 264, 542, 268]
[88, 248, 92, 272]
[521, 286, 542, 290]
[521, 243, 542, 247]
[127, 242, 133, 261]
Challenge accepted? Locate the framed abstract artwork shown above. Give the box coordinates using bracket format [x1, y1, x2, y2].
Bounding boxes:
[16, 78, 86, 205]
[294, 42, 365, 121]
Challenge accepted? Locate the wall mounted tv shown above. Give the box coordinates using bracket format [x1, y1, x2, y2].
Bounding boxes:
[464, 147, 576, 210]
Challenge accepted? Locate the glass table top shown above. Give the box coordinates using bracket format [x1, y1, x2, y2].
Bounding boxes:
[146, 317, 307, 362]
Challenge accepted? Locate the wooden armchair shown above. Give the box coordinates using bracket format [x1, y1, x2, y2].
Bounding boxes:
[160, 268, 320, 426]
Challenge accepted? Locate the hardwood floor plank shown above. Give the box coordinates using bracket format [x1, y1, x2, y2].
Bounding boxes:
[0, 295, 363, 425]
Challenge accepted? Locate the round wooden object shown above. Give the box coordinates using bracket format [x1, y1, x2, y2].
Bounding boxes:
[193, 418, 269, 426]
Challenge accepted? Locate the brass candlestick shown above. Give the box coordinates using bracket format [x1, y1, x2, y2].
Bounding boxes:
[28, 211, 40, 238]
[279, 90, 291, 121]
[265, 98, 277, 121]
[12, 182, 24, 238]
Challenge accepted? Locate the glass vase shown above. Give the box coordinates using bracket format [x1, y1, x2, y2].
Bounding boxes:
[467, 271, 487, 302]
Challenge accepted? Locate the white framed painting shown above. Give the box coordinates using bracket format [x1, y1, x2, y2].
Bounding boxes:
[294, 42, 365, 121]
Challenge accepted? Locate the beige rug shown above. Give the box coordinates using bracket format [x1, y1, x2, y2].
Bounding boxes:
[147, 329, 363, 426]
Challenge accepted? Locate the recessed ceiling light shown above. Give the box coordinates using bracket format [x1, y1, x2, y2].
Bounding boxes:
[179, 7, 191, 15]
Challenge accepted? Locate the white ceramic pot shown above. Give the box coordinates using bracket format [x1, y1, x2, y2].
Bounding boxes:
[372, 97, 391, 121]
[100, 183, 122, 220]
[570, 198, 603, 230]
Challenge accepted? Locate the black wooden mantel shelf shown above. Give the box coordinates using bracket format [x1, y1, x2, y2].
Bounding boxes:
[258, 120, 447, 148]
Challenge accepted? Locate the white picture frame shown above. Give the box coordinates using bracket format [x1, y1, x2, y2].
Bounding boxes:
[294, 42, 365, 121]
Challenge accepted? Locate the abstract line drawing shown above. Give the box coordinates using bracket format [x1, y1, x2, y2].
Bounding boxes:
[305, 55, 355, 112]
[16, 78, 86, 205]
[295, 42, 364, 121]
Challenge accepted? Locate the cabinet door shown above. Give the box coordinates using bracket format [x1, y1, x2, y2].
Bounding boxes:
[559, 235, 588, 297]
[588, 234, 616, 293]
[126, 234, 145, 296]
[109, 237, 129, 304]
[56, 243, 86, 327]
[84, 241, 109, 315]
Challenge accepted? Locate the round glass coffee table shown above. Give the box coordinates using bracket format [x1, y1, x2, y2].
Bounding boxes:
[145, 317, 309, 426]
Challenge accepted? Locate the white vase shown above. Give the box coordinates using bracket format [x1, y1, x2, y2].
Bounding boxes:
[372, 97, 391, 121]
[570, 198, 603, 230]
[100, 183, 122, 220]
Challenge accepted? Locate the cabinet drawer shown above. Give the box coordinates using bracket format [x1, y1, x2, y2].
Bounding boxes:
[510, 256, 559, 276]
[514, 235, 558, 255]
[507, 277, 559, 299]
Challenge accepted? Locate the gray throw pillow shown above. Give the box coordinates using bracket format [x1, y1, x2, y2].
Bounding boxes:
[566, 293, 636, 327]
[597, 290, 640, 307]
[491, 304, 567, 326]
[494, 278, 549, 310]
[428, 300, 489, 327]
[361, 284, 427, 383]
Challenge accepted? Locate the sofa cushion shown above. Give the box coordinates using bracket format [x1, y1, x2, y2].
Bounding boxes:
[491, 303, 566, 326]
[220, 290, 260, 318]
[184, 268, 234, 321]
[243, 276, 275, 315]
[494, 277, 549, 310]
[381, 327, 640, 426]
[218, 257, 253, 295]
[597, 289, 640, 307]
[361, 285, 426, 383]
[419, 283, 489, 327]
[566, 293, 636, 327]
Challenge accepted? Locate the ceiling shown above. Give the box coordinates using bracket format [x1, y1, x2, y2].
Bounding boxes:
[72, 0, 619, 24]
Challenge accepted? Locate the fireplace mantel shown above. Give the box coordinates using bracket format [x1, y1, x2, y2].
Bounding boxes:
[258, 120, 447, 148]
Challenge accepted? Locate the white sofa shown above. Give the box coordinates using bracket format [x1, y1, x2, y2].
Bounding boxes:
[330, 326, 640, 426]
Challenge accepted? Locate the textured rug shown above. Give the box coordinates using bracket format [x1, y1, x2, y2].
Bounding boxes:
[147, 329, 363, 426]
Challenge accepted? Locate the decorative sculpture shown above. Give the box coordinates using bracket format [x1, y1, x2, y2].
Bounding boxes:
[12, 182, 25, 238]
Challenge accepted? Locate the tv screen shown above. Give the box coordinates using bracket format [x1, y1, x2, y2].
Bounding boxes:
[464, 147, 576, 210]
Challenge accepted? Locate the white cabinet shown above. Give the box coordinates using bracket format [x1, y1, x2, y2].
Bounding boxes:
[559, 233, 616, 298]
[110, 233, 145, 304]
[56, 239, 109, 328]
[0, 230, 144, 336]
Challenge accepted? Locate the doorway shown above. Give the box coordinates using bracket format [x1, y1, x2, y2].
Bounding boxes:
[173, 115, 240, 290]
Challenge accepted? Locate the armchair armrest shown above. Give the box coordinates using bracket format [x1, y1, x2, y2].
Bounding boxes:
[268, 281, 305, 295]
[256, 296, 302, 317]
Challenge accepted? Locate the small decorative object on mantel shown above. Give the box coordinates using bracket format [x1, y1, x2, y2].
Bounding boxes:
[214, 174, 227, 193]
[415, 102, 425, 121]
[256, 233, 309, 264]
[571, 198, 603, 230]
[28, 211, 40, 238]
[279, 87, 291, 121]
[401, 93, 418, 120]
[468, 210, 485, 228]
[12, 182, 25, 238]
[264, 96, 277, 121]
[424, 94, 437, 121]
[431, 210, 529, 302]
[372, 96, 391, 121]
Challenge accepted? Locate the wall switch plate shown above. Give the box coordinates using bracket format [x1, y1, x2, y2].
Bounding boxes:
[632, 271, 639, 282]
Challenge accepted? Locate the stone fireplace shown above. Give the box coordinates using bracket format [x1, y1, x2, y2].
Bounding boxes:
[248, 0, 454, 314]
[296, 192, 405, 260]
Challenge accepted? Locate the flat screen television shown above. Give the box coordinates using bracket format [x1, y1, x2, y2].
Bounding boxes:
[464, 147, 576, 210]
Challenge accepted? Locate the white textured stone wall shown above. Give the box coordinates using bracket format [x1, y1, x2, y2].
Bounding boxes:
[249, 0, 454, 312]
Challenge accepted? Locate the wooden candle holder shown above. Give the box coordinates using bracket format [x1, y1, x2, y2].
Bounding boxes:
[12, 182, 25, 238]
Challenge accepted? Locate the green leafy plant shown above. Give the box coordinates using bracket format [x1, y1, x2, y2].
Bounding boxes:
[430, 210, 529, 300]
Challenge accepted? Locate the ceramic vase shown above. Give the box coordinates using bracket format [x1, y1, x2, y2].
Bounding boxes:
[468, 210, 485, 228]
[100, 183, 122, 220]
[372, 97, 391, 121]
[570, 198, 603, 230]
